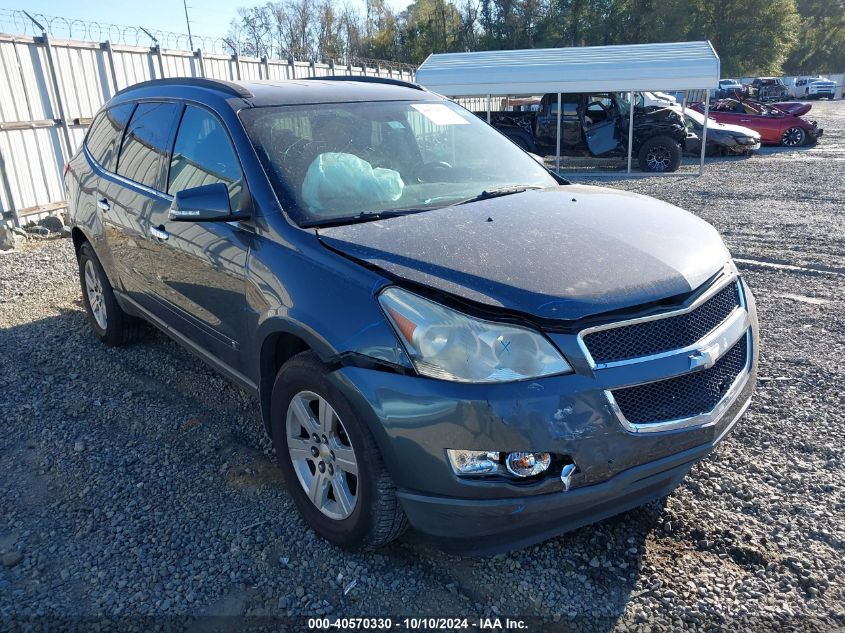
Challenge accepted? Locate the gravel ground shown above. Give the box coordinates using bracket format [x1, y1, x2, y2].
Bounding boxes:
[1, 100, 844, 632]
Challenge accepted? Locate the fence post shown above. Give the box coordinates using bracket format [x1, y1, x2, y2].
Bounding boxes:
[101, 40, 120, 95]
[38, 34, 74, 163]
[232, 53, 241, 80]
[0, 148, 20, 228]
[195, 49, 205, 78]
[153, 44, 166, 79]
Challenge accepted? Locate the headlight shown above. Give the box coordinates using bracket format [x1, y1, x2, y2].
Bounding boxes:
[378, 287, 572, 382]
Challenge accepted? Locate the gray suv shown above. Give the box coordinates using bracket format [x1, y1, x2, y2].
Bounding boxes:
[65, 77, 758, 554]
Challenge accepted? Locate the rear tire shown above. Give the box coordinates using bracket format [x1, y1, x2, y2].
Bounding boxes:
[271, 352, 408, 550]
[77, 242, 144, 346]
[638, 136, 682, 172]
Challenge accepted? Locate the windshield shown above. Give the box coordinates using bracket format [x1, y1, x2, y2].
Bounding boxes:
[240, 100, 558, 226]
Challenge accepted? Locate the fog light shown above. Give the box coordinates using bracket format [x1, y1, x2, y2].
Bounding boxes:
[505, 451, 551, 477]
[446, 449, 500, 475]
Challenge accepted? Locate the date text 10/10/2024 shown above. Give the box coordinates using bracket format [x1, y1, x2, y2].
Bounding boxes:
[308, 617, 529, 630]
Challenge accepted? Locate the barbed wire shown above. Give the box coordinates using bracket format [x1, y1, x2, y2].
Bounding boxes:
[0, 8, 231, 52]
[0, 8, 417, 72]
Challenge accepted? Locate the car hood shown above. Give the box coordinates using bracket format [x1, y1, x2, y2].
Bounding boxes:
[683, 110, 759, 137]
[710, 120, 760, 138]
[317, 185, 730, 321]
[773, 102, 812, 116]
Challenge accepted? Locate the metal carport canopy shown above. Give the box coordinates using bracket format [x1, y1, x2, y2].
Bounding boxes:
[416, 41, 720, 176]
[415, 41, 720, 95]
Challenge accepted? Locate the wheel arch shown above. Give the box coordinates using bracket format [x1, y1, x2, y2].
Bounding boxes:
[257, 318, 335, 437]
[71, 226, 88, 256]
[70, 226, 123, 291]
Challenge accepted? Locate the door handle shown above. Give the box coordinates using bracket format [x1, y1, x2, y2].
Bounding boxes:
[150, 225, 169, 241]
[97, 198, 111, 212]
[740, 119, 751, 122]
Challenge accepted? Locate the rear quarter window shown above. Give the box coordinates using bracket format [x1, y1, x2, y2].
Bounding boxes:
[116, 101, 182, 190]
[85, 104, 134, 172]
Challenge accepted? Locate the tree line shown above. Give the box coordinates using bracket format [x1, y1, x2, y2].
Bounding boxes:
[226, 0, 845, 76]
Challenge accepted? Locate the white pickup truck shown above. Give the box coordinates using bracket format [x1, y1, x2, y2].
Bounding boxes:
[789, 76, 837, 100]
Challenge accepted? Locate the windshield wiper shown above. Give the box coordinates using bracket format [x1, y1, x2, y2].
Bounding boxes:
[450, 185, 544, 207]
[302, 207, 429, 229]
[303, 186, 544, 228]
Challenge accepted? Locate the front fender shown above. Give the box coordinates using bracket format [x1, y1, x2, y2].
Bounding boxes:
[246, 233, 413, 435]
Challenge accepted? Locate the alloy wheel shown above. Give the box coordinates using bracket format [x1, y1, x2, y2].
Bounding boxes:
[84, 259, 107, 330]
[781, 127, 804, 147]
[286, 390, 359, 520]
[646, 145, 672, 171]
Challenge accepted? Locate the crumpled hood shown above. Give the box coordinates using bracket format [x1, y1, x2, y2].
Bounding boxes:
[709, 119, 760, 138]
[318, 185, 731, 321]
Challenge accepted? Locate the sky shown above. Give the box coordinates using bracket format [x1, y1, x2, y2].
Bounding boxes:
[6, 0, 408, 41]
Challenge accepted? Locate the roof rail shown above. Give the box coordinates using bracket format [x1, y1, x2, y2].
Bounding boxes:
[302, 75, 425, 91]
[113, 77, 253, 99]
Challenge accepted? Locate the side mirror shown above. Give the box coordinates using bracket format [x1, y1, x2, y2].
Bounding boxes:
[169, 183, 235, 222]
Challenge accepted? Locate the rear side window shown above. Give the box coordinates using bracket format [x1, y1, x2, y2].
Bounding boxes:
[117, 102, 181, 190]
[85, 104, 134, 172]
[168, 105, 244, 210]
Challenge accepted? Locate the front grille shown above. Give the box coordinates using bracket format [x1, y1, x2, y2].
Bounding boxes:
[610, 333, 748, 425]
[583, 281, 741, 365]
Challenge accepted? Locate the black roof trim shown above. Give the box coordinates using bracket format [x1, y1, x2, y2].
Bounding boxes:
[113, 78, 253, 99]
[301, 75, 425, 91]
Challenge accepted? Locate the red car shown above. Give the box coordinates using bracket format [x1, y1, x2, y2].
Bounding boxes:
[692, 99, 822, 147]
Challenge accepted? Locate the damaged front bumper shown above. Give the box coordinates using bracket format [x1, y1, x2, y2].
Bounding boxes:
[399, 391, 751, 555]
[331, 275, 759, 554]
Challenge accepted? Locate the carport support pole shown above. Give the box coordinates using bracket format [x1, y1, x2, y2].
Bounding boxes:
[626, 90, 635, 173]
[699, 99, 709, 176]
[555, 92, 561, 172]
[486, 94, 491, 124]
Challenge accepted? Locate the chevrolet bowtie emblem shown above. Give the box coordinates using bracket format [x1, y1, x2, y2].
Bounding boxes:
[689, 347, 718, 370]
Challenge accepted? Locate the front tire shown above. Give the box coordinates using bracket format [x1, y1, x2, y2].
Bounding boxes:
[781, 127, 805, 147]
[271, 352, 407, 550]
[638, 136, 682, 172]
[77, 242, 144, 346]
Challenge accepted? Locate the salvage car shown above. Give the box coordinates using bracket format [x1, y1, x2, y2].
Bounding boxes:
[65, 77, 759, 554]
[477, 92, 689, 172]
[693, 99, 822, 147]
[682, 108, 760, 156]
[632, 94, 759, 156]
[744, 77, 789, 101]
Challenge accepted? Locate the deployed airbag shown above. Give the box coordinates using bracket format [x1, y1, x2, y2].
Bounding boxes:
[302, 152, 404, 215]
